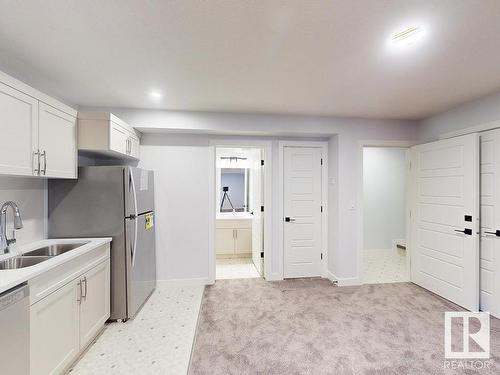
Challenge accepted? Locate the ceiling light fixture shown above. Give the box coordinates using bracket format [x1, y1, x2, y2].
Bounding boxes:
[149, 90, 163, 101]
[389, 25, 426, 47]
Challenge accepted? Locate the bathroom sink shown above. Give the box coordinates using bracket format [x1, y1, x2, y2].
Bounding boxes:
[22, 242, 89, 257]
[0, 256, 52, 270]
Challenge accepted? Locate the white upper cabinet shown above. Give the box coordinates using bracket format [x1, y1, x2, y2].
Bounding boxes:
[0, 81, 39, 176]
[39, 102, 77, 178]
[0, 70, 78, 178]
[78, 112, 141, 160]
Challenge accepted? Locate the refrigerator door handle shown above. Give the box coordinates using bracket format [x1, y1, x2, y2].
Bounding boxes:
[129, 167, 139, 267]
[131, 217, 138, 267]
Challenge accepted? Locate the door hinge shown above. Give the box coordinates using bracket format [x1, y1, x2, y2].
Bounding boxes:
[261, 205, 264, 212]
[261, 159, 264, 166]
[260, 251, 264, 258]
[320, 253, 323, 260]
[320, 158, 323, 166]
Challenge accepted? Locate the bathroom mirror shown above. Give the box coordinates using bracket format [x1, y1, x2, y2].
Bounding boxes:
[219, 168, 249, 212]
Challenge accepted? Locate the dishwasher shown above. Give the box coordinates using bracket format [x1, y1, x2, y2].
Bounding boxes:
[0, 283, 29, 375]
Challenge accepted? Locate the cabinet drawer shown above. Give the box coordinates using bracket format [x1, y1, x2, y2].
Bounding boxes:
[29, 243, 110, 305]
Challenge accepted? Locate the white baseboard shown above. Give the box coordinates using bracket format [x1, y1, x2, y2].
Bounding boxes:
[327, 271, 361, 286]
[156, 277, 210, 287]
[265, 273, 284, 281]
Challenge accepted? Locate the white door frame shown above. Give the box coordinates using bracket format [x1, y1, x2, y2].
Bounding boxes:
[208, 139, 273, 284]
[356, 140, 416, 283]
[278, 141, 329, 279]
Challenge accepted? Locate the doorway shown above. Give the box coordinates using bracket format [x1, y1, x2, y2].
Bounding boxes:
[214, 146, 264, 280]
[362, 146, 409, 284]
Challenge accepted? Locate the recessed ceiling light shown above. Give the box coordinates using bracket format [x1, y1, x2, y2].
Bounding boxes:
[389, 25, 426, 47]
[149, 90, 162, 101]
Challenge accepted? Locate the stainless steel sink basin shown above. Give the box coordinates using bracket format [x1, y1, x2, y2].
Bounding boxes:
[0, 256, 52, 270]
[22, 242, 89, 257]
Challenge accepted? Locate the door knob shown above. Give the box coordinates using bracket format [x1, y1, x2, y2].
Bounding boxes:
[285, 217, 296, 222]
[455, 228, 472, 235]
[484, 230, 500, 237]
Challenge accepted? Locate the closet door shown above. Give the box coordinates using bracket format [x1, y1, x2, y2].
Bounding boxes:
[410, 134, 479, 311]
[480, 130, 500, 318]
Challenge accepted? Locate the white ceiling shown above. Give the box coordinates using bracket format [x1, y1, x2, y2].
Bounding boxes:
[0, 0, 499, 120]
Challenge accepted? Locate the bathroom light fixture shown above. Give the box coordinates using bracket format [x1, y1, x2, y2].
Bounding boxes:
[149, 90, 162, 101]
[390, 25, 426, 46]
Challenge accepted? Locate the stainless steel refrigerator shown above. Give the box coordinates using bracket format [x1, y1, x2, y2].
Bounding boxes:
[48, 166, 156, 321]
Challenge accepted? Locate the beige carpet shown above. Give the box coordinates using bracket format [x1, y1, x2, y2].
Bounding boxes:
[189, 279, 500, 374]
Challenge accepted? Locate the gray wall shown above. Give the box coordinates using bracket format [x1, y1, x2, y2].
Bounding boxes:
[419, 90, 500, 142]
[0, 177, 45, 246]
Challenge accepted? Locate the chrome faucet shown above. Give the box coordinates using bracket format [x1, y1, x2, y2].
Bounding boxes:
[0, 201, 23, 254]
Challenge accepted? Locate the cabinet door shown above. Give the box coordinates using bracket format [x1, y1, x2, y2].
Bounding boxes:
[0, 81, 38, 176]
[216, 228, 236, 254]
[130, 135, 140, 159]
[79, 260, 110, 349]
[109, 123, 128, 155]
[30, 279, 80, 375]
[39, 102, 77, 178]
[235, 228, 252, 254]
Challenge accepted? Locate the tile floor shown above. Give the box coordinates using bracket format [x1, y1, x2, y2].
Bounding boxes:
[68, 282, 204, 375]
[216, 257, 261, 279]
[362, 249, 408, 284]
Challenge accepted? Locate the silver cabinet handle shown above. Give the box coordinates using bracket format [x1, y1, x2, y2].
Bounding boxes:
[77, 279, 82, 303]
[82, 276, 88, 300]
[40, 150, 47, 175]
[33, 150, 40, 175]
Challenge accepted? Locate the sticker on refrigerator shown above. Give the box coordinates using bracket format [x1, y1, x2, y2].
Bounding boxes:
[145, 213, 154, 229]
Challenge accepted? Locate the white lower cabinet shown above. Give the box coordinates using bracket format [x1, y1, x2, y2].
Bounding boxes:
[30, 253, 111, 375]
[79, 260, 110, 349]
[30, 279, 80, 375]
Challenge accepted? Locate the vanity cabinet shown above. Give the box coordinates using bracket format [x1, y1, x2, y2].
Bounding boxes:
[216, 219, 252, 257]
[78, 112, 141, 160]
[0, 71, 77, 178]
[29, 244, 110, 375]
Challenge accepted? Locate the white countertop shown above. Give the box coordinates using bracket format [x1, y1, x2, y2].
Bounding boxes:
[217, 213, 253, 220]
[0, 237, 112, 294]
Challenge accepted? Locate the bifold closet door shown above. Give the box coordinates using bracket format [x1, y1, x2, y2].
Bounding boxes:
[480, 130, 500, 318]
[410, 134, 480, 311]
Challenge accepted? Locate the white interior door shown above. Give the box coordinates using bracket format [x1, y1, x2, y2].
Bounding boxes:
[250, 149, 264, 275]
[479, 130, 500, 318]
[283, 147, 322, 278]
[410, 134, 479, 311]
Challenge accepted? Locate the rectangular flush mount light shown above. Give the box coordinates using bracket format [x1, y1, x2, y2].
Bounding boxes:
[391, 26, 424, 45]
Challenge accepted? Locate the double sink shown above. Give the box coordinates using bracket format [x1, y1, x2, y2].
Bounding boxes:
[0, 242, 90, 270]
